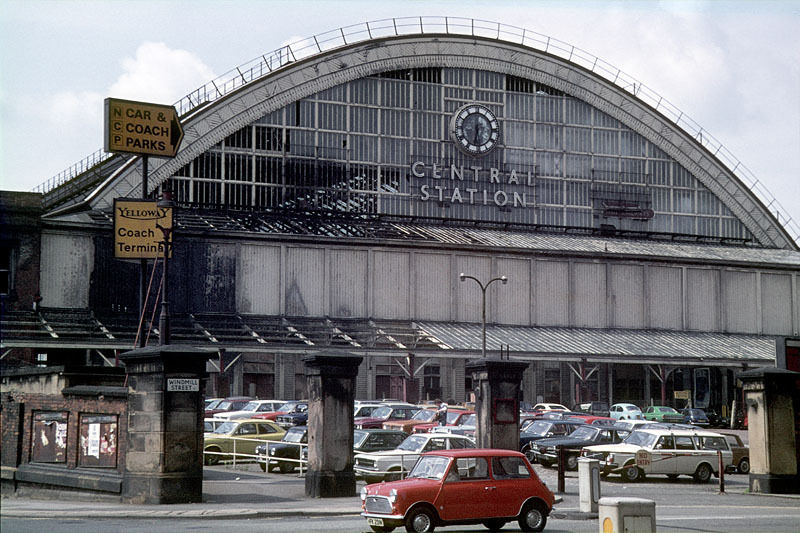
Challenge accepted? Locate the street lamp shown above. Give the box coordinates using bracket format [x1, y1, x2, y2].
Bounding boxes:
[155, 194, 174, 345]
[459, 273, 508, 358]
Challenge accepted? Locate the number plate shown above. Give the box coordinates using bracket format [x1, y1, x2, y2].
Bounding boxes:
[367, 518, 384, 527]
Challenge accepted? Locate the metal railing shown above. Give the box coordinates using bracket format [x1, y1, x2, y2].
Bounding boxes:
[34, 16, 798, 244]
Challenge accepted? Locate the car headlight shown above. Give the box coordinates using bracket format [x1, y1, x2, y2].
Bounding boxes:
[360, 486, 367, 502]
[607, 453, 614, 463]
[269, 448, 276, 456]
[389, 489, 397, 504]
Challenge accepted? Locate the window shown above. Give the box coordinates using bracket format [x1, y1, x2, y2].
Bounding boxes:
[675, 436, 695, 450]
[655, 436, 675, 450]
[238, 423, 257, 435]
[492, 456, 530, 479]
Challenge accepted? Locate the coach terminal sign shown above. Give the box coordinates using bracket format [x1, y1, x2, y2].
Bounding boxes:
[104, 98, 184, 157]
[114, 199, 172, 259]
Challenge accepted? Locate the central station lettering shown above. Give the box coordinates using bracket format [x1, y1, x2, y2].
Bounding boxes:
[410, 161, 533, 208]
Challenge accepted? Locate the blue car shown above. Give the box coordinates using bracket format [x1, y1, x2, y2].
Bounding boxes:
[680, 408, 710, 427]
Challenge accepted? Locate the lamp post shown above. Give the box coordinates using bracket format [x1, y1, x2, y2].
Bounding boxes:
[155, 194, 174, 345]
[459, 273, 508, 358]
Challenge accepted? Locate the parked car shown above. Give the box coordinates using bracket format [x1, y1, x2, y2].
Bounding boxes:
[581, 427, 733, 482]
[276, 402, 309, 429]
[204, 417, 227, 434]
[721, 432, 750, 474]
[680, 408, 710, 427]
[297, 429, 410, 467]
[354, 402, 387, 418]
[360, 448, 555, 533]
[413, 409, 475, 433]
[519, 419, 585, 458]
[203, 418, 285, 465]
[642, 405, 684, 423]
[530, 424, 628, 470]
[215, 399, 286, 420]
[609, 403, 643, 420]
[704, 409, 728, 428]
[431, 413, 476, 439]
[613, 419, 655, 432]
[252, 400, 307, 421]
[204, 397, 223, 410]
[383, 409, 438, 433]
[354, 432, 475, 483]
[256, 425, 307, 473]
[355, 405, 420, 429]
[572, 401, 610, 418]
[204, 396, 253, 417]
[532, 403, 568, 412]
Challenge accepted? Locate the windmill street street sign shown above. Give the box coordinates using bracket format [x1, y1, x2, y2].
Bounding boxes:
[104, 98, 184, 157]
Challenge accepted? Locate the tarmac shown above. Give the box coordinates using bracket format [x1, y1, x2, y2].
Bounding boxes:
[3, 458, 797, 522]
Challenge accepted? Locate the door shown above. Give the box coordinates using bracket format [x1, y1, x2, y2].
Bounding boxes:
[490, 455, 531, 517]
[673, 435, 698, 473]
[436, 457, 493, 521]
[648, 435, 676, 474]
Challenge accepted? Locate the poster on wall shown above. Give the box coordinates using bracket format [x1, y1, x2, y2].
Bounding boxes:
[79, 414, 118, 468]
[31, 411, 68, 463]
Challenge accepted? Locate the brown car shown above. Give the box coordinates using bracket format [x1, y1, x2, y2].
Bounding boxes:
[721, 433, 750, 474]
[382, 409, 438, 433]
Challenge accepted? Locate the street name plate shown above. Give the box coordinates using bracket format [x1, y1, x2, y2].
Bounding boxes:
[167, 378, 199, 392]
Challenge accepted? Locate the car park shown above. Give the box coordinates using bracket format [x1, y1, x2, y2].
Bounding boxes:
[413, 409, 474, 433]
[297, 428, 410, 467]
[214, 399, 286, 420]
[360, 448, 554, 533]
[721, 432, 750, 474]
[252, 400, 307, 421]
[354, 432, 475, 483]
[204, 417, 227, 434]
[612, 419, 655, 432]
[256, 425, 307, 472]
[204, 418, 285, 465]
[276, 402, 309, 429]
[680, 408, 710, 427]
[532, 403, 568, 412]
[431, 413, 476, 439]
[572, 401, 610, 417]
[530, 424, 628, 470]
[355, 402, 387, 418]
[609, 403, 643, 420]
[581, 427, 733, 482]
[355, 405, 420, 429]
[643, 405, 684, 423]
[204, 395, 253, 417]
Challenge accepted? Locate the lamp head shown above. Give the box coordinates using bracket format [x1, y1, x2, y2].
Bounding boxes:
[459, 272, 466, 282]
[501, 276, 508, 284]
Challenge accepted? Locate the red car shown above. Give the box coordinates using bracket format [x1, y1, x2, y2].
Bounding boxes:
[355, 405, 420, 429]
[361, 448, 554, 533]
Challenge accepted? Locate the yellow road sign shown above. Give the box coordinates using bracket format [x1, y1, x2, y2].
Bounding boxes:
[104, 98, 184, 157]
[114, 199, 173, 259]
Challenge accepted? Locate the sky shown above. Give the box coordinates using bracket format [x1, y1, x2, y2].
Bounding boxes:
[1, 0, 798, 233]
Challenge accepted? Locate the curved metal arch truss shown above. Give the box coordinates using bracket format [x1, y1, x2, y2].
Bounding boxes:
[84, 31, 794, 249]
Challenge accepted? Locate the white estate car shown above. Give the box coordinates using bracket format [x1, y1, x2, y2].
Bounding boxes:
[581, 427, 733, 483]
[214, 400, 286, 420]
[354, 433, 475, 484]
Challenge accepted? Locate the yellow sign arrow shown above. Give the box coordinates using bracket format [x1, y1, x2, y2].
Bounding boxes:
[104, 98, 184, 158]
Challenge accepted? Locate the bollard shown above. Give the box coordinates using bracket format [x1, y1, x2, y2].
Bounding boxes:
[598, 497, 656, 533]
[557, 445, 566, 493]
[717, 450, 725, 493]
[578, 458, 600, 513]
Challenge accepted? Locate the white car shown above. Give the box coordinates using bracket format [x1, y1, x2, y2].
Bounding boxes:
[214, 400, 286, 420]
[354, 433, 475, 483]
[610, 403, 644, 420]
[581, 427, 733, 483]
[533, 403, 569, 412]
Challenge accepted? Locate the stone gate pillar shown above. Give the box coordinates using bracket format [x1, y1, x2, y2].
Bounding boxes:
[466, 358, 530, 450]
[739, 367, 800, 494]
[119, 345, 214, 503]
[304, 353, 363, 497]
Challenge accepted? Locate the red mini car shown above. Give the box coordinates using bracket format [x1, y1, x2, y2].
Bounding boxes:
[361, 448, 554, 533]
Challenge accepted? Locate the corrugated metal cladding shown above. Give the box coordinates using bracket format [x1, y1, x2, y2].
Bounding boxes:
[285, 247, 325, 316]
[496, 257, 531, 325]
[416, 322, 774, 364]
[329, 249, 368, 318]
[534, 260, 570, 327]
[572, 262, 606, 328]
[237, 244, 281, 314]
[413, 252, 451, 321]
[40, 232, 94, 308]
[373, 251, 409, 319]
[609, 264, 644, 329]
[686, 268, 719, 331]
[722, 270, 757, 333]
[193, 243, 236, 312]
[646, 266, 683, 330]
[454, 255, 491, 323]
[761, 273, 793, 334]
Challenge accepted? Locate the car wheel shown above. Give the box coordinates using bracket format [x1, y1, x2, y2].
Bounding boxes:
[622, 464, 643, 482]
[405, 507, 436, 533]
[693, 463, 712, 483]
[565, 454, 579, 471]
[522, 446, 536, 463]
[737, 457, 750, 474]
[370, 526, 395, 533]
[204, 447, 220, 466]
[518, 501, 547, 532]
[482, 518, 506, 530]
[278, 461, 294, 474]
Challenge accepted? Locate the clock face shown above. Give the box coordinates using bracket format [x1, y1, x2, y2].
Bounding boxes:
[451, 104, 500, 155]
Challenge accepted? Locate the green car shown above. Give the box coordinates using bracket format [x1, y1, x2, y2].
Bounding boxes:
[204, 418, 285, 465]
[642, 405, 684, 423]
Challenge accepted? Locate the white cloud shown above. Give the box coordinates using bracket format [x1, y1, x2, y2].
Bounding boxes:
[108, 42, 216, 104]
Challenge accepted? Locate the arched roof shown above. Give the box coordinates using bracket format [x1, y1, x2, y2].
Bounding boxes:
[49, 18, 796, 250]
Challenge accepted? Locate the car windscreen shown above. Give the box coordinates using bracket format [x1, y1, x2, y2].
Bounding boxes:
[624, 431, 657, 447]
[370, 406, 392, 419]
[524, 421, 553, 435]
[241, 401, 260, 411]
[214, 421, 237, 434]
[353, 430, 369, 447]
[397, 435, 427, 452]
[407, 455, 450, 480]
[460, 414, 475, 426]
[568, 426, 597, 439]
[411, 410, 437, 422]
[283, 428, 307, 443]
